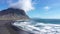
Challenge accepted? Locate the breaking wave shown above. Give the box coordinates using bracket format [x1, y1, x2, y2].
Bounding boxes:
[13, 21, 60, 34]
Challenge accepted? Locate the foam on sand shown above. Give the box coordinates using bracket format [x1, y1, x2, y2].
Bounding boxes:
[13, 21, 60, 34]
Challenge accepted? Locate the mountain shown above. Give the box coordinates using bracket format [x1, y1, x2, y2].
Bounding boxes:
[0, 8, 30, 34]
[0, 8, 29, 20]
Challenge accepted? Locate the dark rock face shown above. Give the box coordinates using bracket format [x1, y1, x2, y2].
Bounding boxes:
[0, 8, 26, 16]
[0, 8, 30, 34]
[0, 8, 29, 20]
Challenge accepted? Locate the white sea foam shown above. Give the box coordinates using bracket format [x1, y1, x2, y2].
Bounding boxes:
[13, 21, 60, 34]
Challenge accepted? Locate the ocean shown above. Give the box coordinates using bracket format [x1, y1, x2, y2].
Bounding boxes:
[13, 18, 60, 34]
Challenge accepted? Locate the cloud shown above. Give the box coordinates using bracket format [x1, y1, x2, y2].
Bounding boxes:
[44, 6, 51, 11]
[7, 0, 34, 12]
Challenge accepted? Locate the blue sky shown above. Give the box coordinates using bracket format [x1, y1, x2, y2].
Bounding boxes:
[0, 0, 60, 19]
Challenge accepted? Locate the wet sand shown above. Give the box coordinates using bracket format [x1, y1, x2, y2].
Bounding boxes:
[0, 20, 29, 34]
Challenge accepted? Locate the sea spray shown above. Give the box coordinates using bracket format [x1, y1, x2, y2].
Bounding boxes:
[12, 20, 60, 34]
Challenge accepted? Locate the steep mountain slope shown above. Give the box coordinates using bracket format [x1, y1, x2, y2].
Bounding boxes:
[0, 8, 29, 20]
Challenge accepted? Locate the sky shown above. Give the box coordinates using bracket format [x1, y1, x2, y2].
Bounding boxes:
[0, 0, 60, 19]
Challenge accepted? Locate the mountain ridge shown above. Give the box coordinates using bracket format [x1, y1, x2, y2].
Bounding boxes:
[0, 8, 29, 20]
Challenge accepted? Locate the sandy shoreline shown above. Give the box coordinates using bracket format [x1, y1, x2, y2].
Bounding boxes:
[0, 20, 29, 34]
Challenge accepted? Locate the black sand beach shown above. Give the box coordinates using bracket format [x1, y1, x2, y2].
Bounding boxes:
[0, 20, 29, 34]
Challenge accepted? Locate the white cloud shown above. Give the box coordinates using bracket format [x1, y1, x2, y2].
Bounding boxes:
[8, 0, 35, 12]
[44, 6, 51, 11]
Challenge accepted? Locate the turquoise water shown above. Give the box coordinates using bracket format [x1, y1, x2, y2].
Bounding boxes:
[32, 18, 60, 24]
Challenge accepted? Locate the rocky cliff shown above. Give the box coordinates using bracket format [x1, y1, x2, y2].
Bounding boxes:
[0, 8, 29, 20]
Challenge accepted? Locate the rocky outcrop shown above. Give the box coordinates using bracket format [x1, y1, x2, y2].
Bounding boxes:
[0, 8, 29, 20]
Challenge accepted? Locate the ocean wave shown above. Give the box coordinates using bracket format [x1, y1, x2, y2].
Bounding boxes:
[13, 21, 60, 34]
